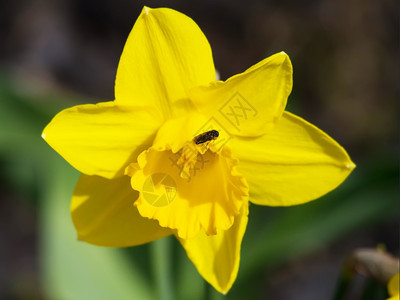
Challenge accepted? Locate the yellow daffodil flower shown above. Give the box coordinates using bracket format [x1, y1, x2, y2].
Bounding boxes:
[388, 273, 399, 300]
[42, 6, 355, 293]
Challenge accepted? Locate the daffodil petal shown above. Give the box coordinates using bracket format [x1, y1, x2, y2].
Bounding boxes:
[151, 113, 208, 153]
[115, 7, 215, 117]
[127, 146, 248, 240]
[231, 111, 355, 206]
[177, 203, 249, 294]
[71, 174, 171, 246]
[42, 101, 162, 179]
[388, 273, 399, 299]
[189, 52, 292, 137]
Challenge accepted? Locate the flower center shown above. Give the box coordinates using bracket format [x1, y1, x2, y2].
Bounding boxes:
[125, 116, 249, 239]
[177, 130, 219, 180]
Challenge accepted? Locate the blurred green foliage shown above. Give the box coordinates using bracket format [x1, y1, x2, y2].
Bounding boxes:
[0, 75, 398, 300]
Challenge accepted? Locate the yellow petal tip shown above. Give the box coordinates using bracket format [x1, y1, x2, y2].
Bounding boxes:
[346, 163, 356, 170]
[142, 6, 154, 16]
[41, 132, 46, 140]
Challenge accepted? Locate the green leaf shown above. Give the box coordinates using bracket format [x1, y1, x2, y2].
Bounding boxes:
[39, 155, 155, 300]
[0, 76, 155, 299]
[174, 240, 206, 300]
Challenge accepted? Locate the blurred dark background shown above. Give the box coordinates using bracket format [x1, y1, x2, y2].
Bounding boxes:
[0, 0, 398, 299]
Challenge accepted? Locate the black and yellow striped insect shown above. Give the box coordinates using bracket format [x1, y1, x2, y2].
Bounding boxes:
[193, 130, 219, 145]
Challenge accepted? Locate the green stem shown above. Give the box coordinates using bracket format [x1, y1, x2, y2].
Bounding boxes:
[332, 269, 353, 300]
[151, 237, 174, 300]
[207, 283, 226, 300]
